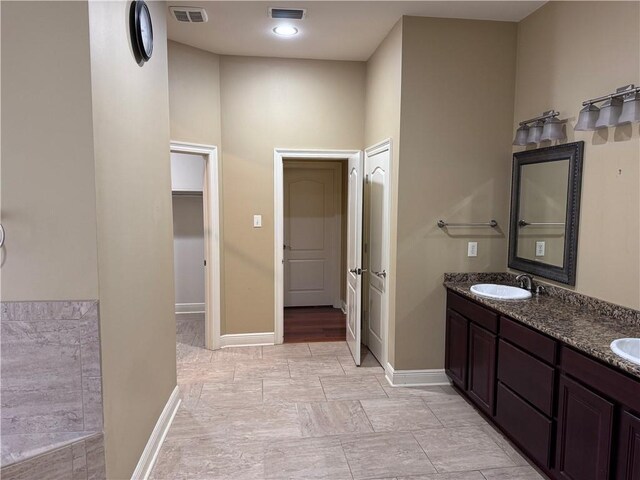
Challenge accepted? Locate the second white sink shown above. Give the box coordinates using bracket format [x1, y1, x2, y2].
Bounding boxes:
[611, 338, 640, 366]
[470, 283, 532, 300]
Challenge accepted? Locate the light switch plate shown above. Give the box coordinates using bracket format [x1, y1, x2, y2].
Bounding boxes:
[253, 215, 262, 228]
[467, 242, 478, 257]
[536, 241, 545, 257]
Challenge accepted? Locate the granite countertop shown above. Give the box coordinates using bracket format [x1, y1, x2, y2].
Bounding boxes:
[443, 274, 640, 379]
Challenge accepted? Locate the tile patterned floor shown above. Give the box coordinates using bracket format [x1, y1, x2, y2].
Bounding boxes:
[149, 314, 548, 480]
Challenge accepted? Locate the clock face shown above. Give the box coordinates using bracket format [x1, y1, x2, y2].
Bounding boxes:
[131, 0, 153, 63]
[138, 3, 153, 58]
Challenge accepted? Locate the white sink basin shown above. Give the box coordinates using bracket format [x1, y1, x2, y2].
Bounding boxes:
[610, 338, 640, 366]
[470, 283, 532, 300]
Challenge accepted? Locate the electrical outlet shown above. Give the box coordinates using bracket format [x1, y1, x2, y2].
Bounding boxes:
[536, 241, 545, 257]
[253, 215, 262, 228]
[467, 242, 478, 257]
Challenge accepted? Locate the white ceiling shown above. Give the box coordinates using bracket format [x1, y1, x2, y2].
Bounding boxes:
[166, 1, 545, 61]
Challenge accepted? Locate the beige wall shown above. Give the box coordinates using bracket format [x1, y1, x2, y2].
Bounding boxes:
[1, 1, 99, 301]
[168, 40, 222, 146]
[173, 195, 205, 306]
[219, 56, 365, 334]
[513, 1, 640, 308]
[88, 2, 176, 478]
[167, 42, 226, 328]
[364, 20, 403, 365]
[394, 16, 517, 370]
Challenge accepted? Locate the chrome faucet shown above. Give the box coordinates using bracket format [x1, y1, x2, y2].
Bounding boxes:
[516, 274, 534, 291]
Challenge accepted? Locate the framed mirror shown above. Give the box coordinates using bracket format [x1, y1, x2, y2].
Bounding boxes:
[508, 141, 584, 285]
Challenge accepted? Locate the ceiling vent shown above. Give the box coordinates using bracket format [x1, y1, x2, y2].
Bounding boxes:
[169, 7, 208, 23]
[268, 7, 306, 20]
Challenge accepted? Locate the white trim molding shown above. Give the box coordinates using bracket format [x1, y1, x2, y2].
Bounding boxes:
[175, 303, 205, 314]
[131, 386, 181, 480]
[273, 148, 362, 345]
[220, 332, 275, 348]
[384, 362, 451, 387]
[171, 141, 221, 350]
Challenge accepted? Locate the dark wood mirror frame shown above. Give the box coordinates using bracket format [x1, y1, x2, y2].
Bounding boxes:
[508, 141, 584, 285]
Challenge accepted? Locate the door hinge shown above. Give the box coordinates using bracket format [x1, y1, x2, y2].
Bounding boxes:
[364, 242, 368, 254]
[365, 174, 370, 184]
[204, 260, 207, 266]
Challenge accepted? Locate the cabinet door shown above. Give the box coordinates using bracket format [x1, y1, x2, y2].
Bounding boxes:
[556, 374, 614, 480]
[445, 309, 468, 390]
[617, 410, 640, 480]
[467, 322, 497, 415]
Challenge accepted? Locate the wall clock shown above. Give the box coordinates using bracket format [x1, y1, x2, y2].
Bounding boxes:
[130, 0, 153, 63]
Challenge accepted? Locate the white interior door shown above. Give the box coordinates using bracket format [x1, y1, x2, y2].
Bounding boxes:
[284, 167, 338, 307]
[346, 153, 364, 365]
[364, 144, 390, 364]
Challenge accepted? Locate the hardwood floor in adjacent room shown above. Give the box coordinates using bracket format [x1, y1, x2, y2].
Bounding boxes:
[284, 306, 346, 343]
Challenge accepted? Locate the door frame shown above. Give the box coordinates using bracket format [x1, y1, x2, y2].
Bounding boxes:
[274, 149, 361, 345]
[170, 141, 222, 350]
[283, 161, 343, 309]
[364, 139, 392, 369]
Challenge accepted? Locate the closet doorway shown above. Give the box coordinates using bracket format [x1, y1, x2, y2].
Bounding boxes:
[170, 142, 221, 351]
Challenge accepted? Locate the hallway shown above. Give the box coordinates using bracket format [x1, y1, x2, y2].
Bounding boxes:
[149, 314, 545, 479]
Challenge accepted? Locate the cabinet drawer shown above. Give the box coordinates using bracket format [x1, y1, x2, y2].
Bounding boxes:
[561, 346, 640, 413]
[447, 291, 498, 333]
[496, 382, 553, 468]
[498, 340, 555, 416]
[500, 316, 557, 364]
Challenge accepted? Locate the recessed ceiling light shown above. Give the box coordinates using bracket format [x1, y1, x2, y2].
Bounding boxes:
[273, 25, 298, 37]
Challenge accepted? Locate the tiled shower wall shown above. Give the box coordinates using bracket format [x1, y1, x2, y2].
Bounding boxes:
[0, 301, 105, 477]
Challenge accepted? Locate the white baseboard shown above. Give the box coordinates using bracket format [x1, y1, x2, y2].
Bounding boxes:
[175, 303, 205, 314]
[384, 362, 451, 387]
[131, 386, 181, 480]
[220, 332, 275, 348]
[340, 301, 347, 315]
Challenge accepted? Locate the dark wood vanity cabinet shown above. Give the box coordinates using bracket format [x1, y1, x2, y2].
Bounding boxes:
[445, 309, 468, 390]
[617, 410, 640, 480]
[556, 374, 614, 480]
[446, 292, 498, 415]
[467, 323, 497, 415]
[445, 289, 640, 480]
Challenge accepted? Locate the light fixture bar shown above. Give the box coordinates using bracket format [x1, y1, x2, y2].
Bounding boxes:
[518, 110, 560, 126]
[581, 84, 638, 106]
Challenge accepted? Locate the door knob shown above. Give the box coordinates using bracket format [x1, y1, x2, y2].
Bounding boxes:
[349, 268, 367, 275]
[372, 270, 387, 278]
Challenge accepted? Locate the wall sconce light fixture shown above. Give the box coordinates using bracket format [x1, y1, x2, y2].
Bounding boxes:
[513, 110, 564, 146]
[619, 91, 640, 124]
[576, 84, 640, 131]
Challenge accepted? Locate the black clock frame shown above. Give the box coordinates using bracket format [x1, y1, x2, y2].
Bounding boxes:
[130, 0, 153, 63]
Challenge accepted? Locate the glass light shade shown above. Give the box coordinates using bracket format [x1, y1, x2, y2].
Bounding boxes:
[512, 125, 529, 146]
[526, 121, 544, 144]
[273, 25, 299, 36]
[594, 97, 623, 128]
[574, 104, 600, 131]
[618, 93, 640, 124]
[540, 117, 565, 141]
